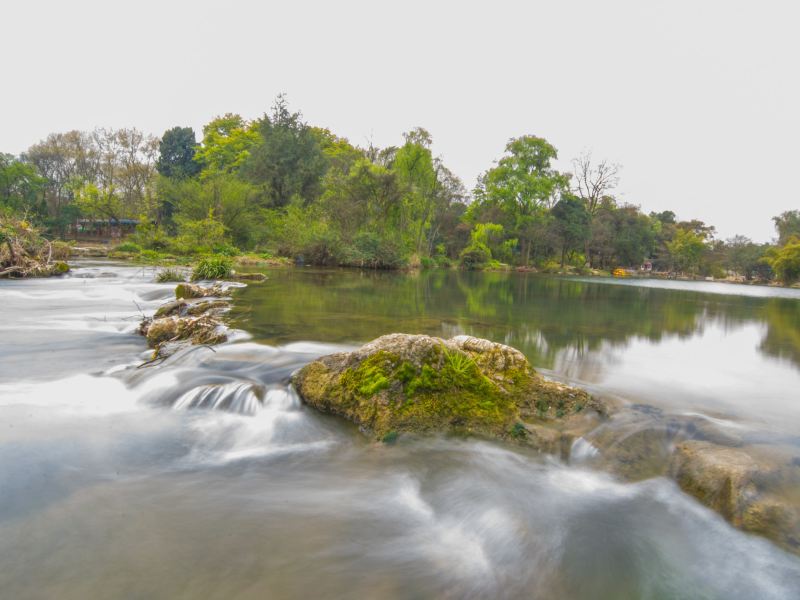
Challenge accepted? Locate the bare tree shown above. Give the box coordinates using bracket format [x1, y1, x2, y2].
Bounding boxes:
[572, 151, 620, 215]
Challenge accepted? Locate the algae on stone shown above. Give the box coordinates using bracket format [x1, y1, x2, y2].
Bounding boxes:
[292, 334, 603, 448]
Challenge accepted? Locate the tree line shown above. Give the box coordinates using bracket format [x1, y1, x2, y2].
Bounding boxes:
[2, 95, 799, 282]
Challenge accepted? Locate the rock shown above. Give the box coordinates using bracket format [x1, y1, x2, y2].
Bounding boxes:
[185, 299, 230, 316]
[154, 298, 229, 319]
[154, 299, 189, 318]
[175, 282, 230, 300]
[143, 315, 227, 349]
[670, 441, 800, 553]
[292, 333, 605, 449]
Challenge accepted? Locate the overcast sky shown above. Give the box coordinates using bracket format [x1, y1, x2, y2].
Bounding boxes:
[2, 0, 798, 241]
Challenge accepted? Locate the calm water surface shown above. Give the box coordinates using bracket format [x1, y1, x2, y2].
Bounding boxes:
[1, 264, 798, 599]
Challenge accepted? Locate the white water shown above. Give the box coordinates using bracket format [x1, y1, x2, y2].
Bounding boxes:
[0, 264, 798, 599]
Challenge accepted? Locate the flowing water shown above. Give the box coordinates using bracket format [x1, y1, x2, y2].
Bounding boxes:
[1, 264, 799, 599]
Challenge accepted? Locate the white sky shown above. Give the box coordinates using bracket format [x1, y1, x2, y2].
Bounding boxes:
[2, 0, 798, 241]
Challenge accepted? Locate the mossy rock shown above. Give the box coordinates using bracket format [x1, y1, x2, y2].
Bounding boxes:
[175, 282, 230, 300]
[292, 334, 604, 448]
[143, 315, 227, 349]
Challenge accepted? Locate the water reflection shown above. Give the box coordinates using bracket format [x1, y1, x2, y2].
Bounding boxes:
[231, 269, 800, 429]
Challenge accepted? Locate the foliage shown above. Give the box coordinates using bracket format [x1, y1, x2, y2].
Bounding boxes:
[114, 241, 142, 253]
[773, 211, 800, 246]
[156, 127, 200, 179]
[459, 242, 492, 270]
[191, 256, 233, 280]
[242, 96, 328, 207]
[193, 114, 259, 178]
[7, 94, 799, 283]
[667, 229, 708, 274]
[766, 238, 800, 284]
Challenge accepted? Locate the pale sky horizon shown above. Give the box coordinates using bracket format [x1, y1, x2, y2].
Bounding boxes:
[3, 0, 798, 242]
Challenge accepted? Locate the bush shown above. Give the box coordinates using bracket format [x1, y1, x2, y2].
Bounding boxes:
[212, 243, 240, 257]
[435, 255, 454, 268]
[350, 232, 406, 269]
[192, 256, 232, 280]
[114, 242, 142, 254]
[540, 260, 562, 274]
[301, 230, 343, 266]
[141, 249, 166, 261]
[459, 242, 491, 270]
[419, 256, 436, 269]
[131, 220, 170, 250]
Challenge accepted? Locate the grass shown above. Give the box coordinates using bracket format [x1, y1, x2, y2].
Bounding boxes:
[156, 268, 186, 283]
[192, 256, 232, 281]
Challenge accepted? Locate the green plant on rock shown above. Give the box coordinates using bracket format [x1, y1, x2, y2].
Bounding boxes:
[192, 256, 232, 280]
[156, 268, 185, 283]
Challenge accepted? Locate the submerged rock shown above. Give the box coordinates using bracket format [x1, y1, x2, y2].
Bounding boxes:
[670, 441, 800, 553]
[230, 271, 267, 281]
[292, 333, 606, 449]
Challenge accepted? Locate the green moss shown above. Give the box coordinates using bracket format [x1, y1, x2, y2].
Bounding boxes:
[316, 346, 523, 438]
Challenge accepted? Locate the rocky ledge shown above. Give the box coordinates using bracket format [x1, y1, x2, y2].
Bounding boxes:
[138, 283, 232, 358]
[292, 333, 607, 450]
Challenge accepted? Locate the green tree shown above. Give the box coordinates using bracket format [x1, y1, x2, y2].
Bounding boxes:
[724, 235, 770, 280]
[475, 135, 569, 264]
[194, 114, 259, 178]
[242, 95, 328, 207]
[773, 210, 800, 245]
[0, 153, 45, 216]
[551, 195, 590, 266]
[157, 126, 200, 179]
[766, 237, 800, 283]
[667, 228, 708, 274]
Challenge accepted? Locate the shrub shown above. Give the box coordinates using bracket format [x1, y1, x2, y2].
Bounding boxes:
[350, 232, 406, 269]
[301, 230, 343, 266]
[141, 249, 166, 261]
[131, 220, 170, 250]
[192, 256, 232, 280]
[459, 242, 491, 270]
[212, 243, 241, 257]
[420, 256, 436, 269]
[540, 260, 562, 274]
[114, 242, 142, 254]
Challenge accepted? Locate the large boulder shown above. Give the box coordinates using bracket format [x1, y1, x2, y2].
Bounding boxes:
[292, 334, 606, 447]
[670, 441, 800, 553]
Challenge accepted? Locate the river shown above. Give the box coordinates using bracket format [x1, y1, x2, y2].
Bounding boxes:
[1, 263, 799, 599]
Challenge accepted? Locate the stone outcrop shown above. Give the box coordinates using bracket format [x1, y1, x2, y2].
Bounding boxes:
[138, 284, 232, 358]
[292, 333, 606, 449]
[670, 441, 800, 553]
[175, 282, 231, 300]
